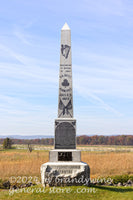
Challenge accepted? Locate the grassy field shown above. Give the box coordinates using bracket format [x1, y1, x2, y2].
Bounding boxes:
[0, 146, 133, 200]
[0, 185, 133, 200]
[0, 145, 133, 180]
[6, 144, 133, 152]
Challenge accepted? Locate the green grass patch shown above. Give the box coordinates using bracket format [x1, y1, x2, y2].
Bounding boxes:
[0, 185, 133, 200]
[111, 175, 133, 184]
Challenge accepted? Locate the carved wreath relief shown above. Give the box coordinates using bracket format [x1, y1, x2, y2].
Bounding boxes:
[59, 99, 72, 117]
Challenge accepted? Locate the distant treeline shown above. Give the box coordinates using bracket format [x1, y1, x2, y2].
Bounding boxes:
[77, 135, 133, 145]
[0, 135, 133, 145]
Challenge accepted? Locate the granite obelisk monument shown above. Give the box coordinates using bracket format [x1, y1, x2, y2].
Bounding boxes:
[41, 23, 90, 186]
[55, 22, 76, 150]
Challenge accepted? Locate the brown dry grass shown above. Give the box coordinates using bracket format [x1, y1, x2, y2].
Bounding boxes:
[82, 151, 133, 178]
[0, 150, 49, 180]
[0, 149, 133, 180]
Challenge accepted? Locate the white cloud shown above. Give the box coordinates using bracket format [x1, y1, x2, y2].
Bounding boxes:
[14, 31, 32, 46]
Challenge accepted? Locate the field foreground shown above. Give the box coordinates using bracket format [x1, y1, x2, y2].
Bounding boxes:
[0, 146, 133, 180]
[0, 146, 133, 200]
[0, 185, 133, 200]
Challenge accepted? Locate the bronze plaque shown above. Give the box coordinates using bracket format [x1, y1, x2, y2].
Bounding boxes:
[58, 152, 72, 161]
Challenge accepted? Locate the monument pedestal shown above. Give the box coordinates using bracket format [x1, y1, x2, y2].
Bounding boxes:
[49, 149, 81, 162]
[41, 162, 90, 186]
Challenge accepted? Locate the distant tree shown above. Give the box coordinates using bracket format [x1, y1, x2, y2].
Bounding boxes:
[28, 143, 33, 153]
[3, 138, 12, 149]
[98, 136, 106, 145]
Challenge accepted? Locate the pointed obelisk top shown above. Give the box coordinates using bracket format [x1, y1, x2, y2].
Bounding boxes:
[61, 22, 70, 30]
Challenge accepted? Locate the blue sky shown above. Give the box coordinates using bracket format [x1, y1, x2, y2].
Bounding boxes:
[0, 0, 133, 136]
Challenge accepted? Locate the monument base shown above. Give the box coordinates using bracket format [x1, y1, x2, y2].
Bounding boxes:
[41, 162, 90, 186]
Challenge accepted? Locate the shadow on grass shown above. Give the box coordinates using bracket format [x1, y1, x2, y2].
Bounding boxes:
[93, 185, 133, 193]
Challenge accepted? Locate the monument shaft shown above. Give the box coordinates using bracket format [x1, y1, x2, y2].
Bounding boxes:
[58, 23, 73, 118]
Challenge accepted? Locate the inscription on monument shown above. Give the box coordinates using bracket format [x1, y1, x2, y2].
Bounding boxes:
[49, 165, 81, 169]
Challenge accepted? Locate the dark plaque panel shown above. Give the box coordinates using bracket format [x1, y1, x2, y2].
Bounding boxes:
[55, 122, 76, 149]
[58, 152, 72, 161]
